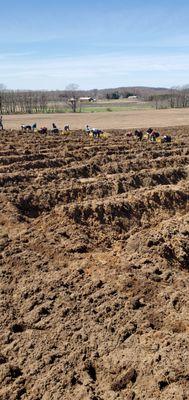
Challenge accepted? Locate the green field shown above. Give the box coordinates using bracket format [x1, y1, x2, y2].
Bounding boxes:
[47, 99, 155, 114]
[80, 103, 155, 113]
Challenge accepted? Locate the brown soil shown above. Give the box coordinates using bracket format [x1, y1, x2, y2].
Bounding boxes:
[0, 127, 189, 400]
[4, 107, 189, 130]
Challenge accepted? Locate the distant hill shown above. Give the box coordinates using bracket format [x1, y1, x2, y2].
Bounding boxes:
[59, 86, 177, 100]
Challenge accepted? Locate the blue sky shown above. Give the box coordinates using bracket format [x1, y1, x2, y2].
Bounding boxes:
[1, 0, 189, 89]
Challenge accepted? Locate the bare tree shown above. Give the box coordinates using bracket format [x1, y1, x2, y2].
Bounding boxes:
[65, 83, 79, 91]
[65, 83, 79, 112]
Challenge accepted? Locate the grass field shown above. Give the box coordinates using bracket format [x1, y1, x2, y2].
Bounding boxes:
[3, 107, 189, 130]
[80, 103, 154, 113]
[46, 99, 154, 114]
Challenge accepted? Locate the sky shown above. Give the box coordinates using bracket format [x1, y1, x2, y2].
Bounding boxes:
[1, 0, 189, 90]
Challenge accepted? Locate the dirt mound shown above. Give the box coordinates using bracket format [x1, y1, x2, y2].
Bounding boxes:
[0, 127, 189, 399]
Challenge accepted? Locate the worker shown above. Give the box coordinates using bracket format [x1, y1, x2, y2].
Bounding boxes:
[150, 130, 160, 142]
[163, 135, 171, 143]
[52, 123, 59, 134]
[85, 125, 91, 135]
[134, 130, 143, 141]
[21, 125, 32, 132]
[92, 128, 103, 138]
[38, 127, 47, 134]
[64, 124, 70, 132]
[0, 115, 3, 130]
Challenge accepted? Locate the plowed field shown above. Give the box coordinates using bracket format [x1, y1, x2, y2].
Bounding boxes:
[0, 127, 189, 400]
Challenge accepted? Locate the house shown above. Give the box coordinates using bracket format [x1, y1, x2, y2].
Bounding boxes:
[127, 95, 138, 100]
[79, 97, 96, 102]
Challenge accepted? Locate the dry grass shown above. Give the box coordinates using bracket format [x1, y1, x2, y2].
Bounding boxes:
[3, 107, 189, 130]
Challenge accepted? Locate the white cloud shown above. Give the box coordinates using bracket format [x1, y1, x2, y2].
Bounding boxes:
[1, 52, 189, 89]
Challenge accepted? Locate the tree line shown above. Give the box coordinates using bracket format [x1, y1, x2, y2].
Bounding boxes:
[149, 89, 189, 109]
[0, 91, 49, 114]
[0, 86, 189, 114]
[0, 89, 97, 114]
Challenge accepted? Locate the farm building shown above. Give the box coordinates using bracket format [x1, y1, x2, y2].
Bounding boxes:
[127, 95, 138, 100]
[79, 97, 96, 102]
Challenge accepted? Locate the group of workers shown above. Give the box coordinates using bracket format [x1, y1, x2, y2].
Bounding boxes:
[0, 115, 102, 137]
[20, 123, 70, 134]
[19, 121, 103, 138]
[21, 122, 103, 137]
[128, 127, 172, 143]
[0, 115, 172, 143]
